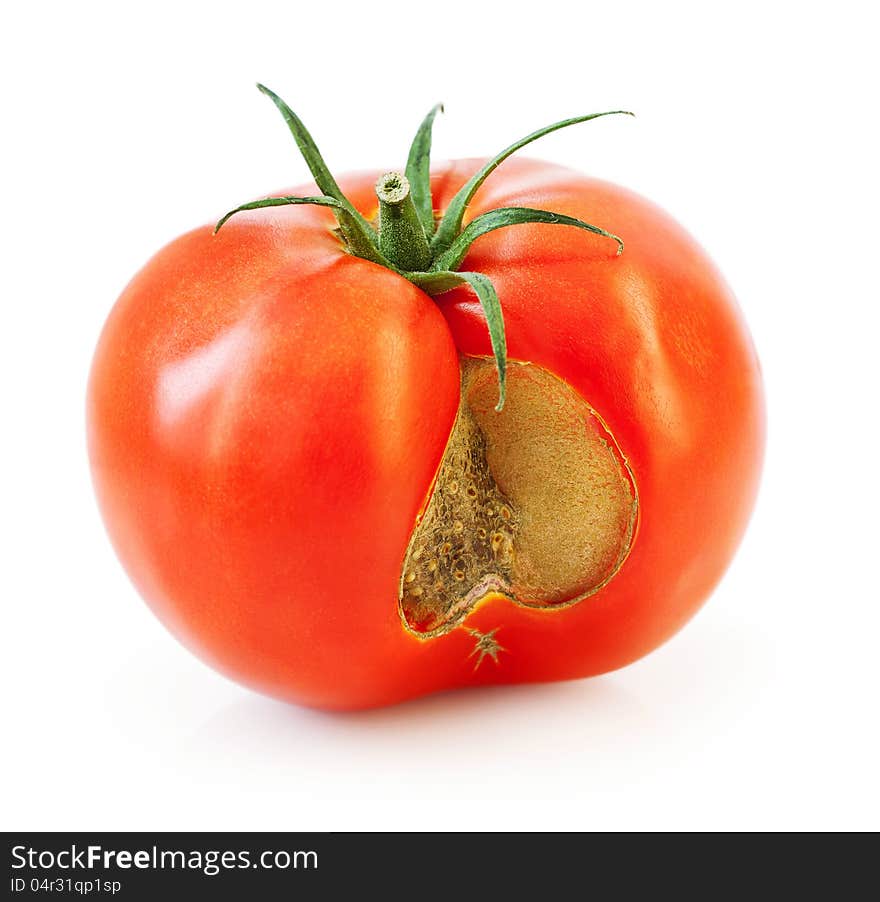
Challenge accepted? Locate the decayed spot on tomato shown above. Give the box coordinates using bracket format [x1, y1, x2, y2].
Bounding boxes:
[399, 357, 638, 636]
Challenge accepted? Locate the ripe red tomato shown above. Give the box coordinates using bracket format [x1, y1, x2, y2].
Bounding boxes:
[88, 91, 764, 709]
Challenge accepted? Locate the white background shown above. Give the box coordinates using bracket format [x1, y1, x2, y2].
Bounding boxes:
[3, 1, 878, 831]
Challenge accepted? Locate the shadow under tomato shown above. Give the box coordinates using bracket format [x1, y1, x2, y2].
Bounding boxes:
[182, 675, 652, 783]
[160, 607, 776, 806]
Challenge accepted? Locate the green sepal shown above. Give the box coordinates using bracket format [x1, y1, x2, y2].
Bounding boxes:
[214, 195, 393, 268]
[432, 206, 624, 271]
[256, 84, 379, 251]
[405, 103, 444, 238]
[409, 270, 507, 411]
[431, 110, 634, 256]
[214, 194, 342, 233]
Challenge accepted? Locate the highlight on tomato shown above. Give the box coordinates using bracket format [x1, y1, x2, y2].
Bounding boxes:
[87, 84, 765, 710]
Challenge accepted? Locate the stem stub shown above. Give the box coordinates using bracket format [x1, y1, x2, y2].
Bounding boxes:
[375, 171, 433, 272]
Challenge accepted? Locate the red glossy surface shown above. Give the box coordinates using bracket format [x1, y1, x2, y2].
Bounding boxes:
[88, 158, 764, 709]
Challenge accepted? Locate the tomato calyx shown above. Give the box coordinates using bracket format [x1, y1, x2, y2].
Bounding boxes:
[467, 628, 506, 670]
[215, 83, 633, 409]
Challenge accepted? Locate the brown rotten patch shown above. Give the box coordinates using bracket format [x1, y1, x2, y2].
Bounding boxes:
[399, 357, 638, 637]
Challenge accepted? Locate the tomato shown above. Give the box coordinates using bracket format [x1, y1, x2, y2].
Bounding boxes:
[87, 89, 764, 710]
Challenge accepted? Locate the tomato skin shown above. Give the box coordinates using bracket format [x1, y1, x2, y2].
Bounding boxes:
[88, 158, 764, 709]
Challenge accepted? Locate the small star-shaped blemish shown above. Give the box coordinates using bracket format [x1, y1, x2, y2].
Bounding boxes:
[467, 628, 506, 670]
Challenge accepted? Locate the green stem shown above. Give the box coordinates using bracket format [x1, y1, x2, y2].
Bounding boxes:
[375, 172, 432, 271]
